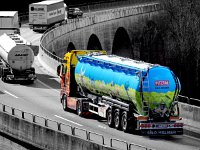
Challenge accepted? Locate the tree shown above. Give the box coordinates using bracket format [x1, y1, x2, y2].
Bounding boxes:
[161, 0, 200, 98]
[140, 20, 165, 65]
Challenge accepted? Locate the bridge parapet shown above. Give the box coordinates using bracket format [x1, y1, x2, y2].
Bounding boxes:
[0, 102, 153, 150]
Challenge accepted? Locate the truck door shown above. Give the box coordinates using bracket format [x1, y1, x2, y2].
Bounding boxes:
[57, 64, 68, 95]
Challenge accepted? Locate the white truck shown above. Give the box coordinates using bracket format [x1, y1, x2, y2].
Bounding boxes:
[29, 0, 66, 32]
[0, 11, 20, 35]
[0, 33, 36, 83]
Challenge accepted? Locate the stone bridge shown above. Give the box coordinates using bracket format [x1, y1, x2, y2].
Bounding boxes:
[39, 1, 163, 75]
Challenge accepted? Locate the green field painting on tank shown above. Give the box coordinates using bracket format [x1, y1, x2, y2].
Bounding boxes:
[75, 74, 176, 115]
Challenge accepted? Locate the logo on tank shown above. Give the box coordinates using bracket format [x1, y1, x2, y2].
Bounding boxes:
[155, 80, 169, 86]
[15, 49, 29, 56]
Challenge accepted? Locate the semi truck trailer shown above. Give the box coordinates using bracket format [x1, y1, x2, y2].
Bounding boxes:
[57, 50, 183, 135]
[0, 11, 20, 35]
[29, 0, 66, 32]
[0, 33, 36, 83]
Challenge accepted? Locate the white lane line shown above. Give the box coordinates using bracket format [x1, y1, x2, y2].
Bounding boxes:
[54, 115, 83, 126]
[98, 125, 106, 129]
[4, 90, 18, 98]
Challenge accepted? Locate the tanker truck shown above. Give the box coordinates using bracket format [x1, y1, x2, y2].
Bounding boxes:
[0, 33, 36, 83]
[57, 50, 183, 135]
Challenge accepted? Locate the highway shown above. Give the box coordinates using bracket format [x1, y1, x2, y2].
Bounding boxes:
[0, 26, 200, 150]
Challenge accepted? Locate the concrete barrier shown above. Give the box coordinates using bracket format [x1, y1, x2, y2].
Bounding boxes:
[1, 102, 200, 150]
[179, 102, 200, 138]
[179, 102, 200, 122]
[0, 111, 115, 150]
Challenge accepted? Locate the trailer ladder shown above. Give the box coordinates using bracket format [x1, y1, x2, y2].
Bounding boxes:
[140, 69, 150, 116]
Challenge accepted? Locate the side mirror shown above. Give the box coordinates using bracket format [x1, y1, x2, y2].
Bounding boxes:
[57, 64, 62, 76]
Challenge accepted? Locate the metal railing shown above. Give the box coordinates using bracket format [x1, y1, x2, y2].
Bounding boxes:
[178, 95, 200, 106]
[2, 96, 200, 150]
[0, 102, 153, 150]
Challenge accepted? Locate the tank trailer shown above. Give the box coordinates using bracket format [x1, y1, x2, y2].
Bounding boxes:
[57, 50, 183, 135]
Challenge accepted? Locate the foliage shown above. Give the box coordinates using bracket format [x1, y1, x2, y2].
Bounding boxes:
[161, 0, 200, 98]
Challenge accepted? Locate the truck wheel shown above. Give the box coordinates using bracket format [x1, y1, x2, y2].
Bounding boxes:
[121, 111, 129, 132]
[62, 95, 68, 111]
[114, 109, 121, 130]
[77, 101, 83, 116]
[61, 94, 65, 103]
[107, 109, 114, 127]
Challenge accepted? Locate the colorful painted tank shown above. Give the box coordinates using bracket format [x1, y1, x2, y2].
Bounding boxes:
[75, 54, 181, 115]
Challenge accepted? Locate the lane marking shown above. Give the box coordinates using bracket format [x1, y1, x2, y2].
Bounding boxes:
[4, 90, 18, 98]
[54, 115, 83, 126]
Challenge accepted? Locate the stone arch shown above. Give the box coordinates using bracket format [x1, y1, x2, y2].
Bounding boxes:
[112, 27, 133, 58]
[67, 42, 76, 52]
[87, 34, 102, 50]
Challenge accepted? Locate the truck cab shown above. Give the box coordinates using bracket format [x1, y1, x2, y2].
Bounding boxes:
[57, 50, 107, 113]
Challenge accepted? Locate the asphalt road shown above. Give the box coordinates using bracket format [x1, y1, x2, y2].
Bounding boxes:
[0, 26, 200, 150]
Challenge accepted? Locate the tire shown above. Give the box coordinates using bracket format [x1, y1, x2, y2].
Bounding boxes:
[107, 109, 114, 127]
[77, 101, 83, 116]
[114, 109, 121, 130]
[60, 94, 64, 103]
[62, 95, 68, 111]
[121, 111, 129, 132]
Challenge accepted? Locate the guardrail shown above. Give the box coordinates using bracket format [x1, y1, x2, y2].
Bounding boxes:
[178, 95, 200, 107]
[0, 102, 154, 150]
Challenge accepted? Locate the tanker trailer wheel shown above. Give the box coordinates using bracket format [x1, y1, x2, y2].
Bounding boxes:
[77, 101, 83, 117]
[121, 111, 129, 132]
[107, 108, 114, 127]
[60, 94, 64, 103]
[114, 109, 121, 130]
